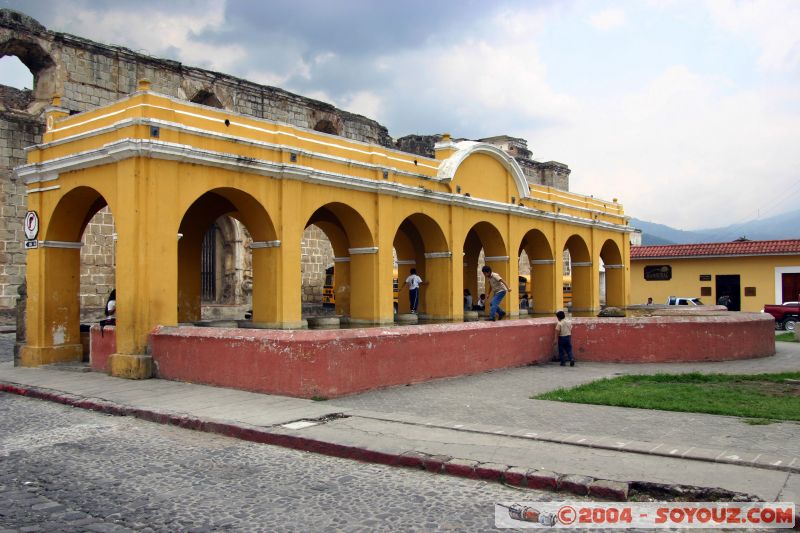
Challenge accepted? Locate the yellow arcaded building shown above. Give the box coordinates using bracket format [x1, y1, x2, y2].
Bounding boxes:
[630, 240, 800, 311]
[17, 81, 632, 378]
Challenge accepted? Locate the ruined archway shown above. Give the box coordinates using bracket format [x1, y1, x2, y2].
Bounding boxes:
[313, 119, 339, 135]
[199, 215, 252, 320]
[190, 89, 223, 109]
[0, 36, 56, 110]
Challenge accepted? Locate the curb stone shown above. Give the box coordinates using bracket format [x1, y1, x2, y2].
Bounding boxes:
[558, 474, 594, 496]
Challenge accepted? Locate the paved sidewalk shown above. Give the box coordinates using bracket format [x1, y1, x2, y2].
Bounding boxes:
[0, 336, 798, 511]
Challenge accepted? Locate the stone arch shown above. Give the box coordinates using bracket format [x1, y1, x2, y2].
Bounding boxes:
[564, 234, 592, 312]
[313, 119, 339, 135]
[0, 37, 56, 108]
[177, 188, 276, 324]
[305, 202, 375, 321]
[600, 239, 625, 308]
[518, 229, 555, 313]
[393, 213, 450, 317]
[463, 222, 509, 311]
[190, 88, 223, 109]
[200, 215, 250, 307]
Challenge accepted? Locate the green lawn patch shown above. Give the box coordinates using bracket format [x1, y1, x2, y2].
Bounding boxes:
[534, 372, 800, 421]
[775, 332, 798, 342]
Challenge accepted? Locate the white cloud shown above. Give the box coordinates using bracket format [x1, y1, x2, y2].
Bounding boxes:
[377, 8, 577, 136]
[704, 0, 800, 71]
[340, 91, 383, 121]
[532, 64, 800, 229]
[589, 7, 627, 31]
[48, 2, 247, 73]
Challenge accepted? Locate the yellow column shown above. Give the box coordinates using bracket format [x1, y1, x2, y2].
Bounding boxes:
[109, 158, 179, 378]
[263, 180, 303, 328]
[423, 252, 453, 319]
[20, 245, 83, 366]
[349, 247, 381, 324]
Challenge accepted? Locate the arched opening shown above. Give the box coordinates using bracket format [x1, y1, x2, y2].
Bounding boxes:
[564, 235, 592, 313]
[79, 207, 116, 321]
[301, 224, 335, 313]
[304, 202, 375, 322]
[463, 222, 508, 318]
[199, 215, 253, 319]
[178, 188, 276, 325]
[393, 213, 450, 318]
[0, 55, 33, 109]
[0, 38, 56, 109]
[313, 119, 339, 135]
[600, 239, 625, 308]
[518, 229, 555, 314]
[190, 89, 223, 109]
[37, 186, 114, 362]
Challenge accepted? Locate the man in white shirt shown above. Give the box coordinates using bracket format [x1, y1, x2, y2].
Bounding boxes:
[401, 268, 426, 314]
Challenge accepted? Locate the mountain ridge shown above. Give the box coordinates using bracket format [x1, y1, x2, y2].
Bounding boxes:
[630, 208, 800, 246]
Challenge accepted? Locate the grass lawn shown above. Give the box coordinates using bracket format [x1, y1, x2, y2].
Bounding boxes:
[534, 372, 800, 422]
[775, 332, 798, 342]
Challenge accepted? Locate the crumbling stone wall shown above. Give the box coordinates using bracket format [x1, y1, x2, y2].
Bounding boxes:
[301, 225, 335, 304]
[0, 111, 41, 314]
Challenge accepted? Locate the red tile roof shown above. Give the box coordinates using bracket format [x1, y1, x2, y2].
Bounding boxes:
[630, 239, 800, 259]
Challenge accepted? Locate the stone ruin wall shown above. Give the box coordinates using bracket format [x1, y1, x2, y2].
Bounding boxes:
[301, 226, 335, 305]
[0, 9, 574, 316]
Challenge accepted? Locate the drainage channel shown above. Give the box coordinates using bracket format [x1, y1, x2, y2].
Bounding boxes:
[280, 412, 349, 430]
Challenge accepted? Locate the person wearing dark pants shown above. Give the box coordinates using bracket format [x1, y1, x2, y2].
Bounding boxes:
[401, 268, 426, 314]
[554, 310, 575, 367]
[482, 265, 510, 321]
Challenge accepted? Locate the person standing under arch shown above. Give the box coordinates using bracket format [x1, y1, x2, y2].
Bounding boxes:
[401, 268, 427, 314]
[482, 266, 510, 320]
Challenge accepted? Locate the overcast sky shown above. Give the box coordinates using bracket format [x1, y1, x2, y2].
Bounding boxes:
[2, 0, 799, 230]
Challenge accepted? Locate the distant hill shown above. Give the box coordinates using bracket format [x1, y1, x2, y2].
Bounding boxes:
[630, 208, 800, 245]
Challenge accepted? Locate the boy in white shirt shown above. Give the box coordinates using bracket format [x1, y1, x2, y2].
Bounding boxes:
[401, 268, 426, 313]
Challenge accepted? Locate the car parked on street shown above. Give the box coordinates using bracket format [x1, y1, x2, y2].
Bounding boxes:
[762, 302, 800, 331]
[666, 296, 704, 306]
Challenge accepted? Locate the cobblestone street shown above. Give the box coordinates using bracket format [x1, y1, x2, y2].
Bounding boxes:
[0, 390, 595, 532]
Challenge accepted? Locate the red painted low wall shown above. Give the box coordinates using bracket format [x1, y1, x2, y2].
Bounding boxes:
[90, 325, 116, 372]
[147, 313, 775, 398]
[571, 313, 775, 363]
[150, 320, 554, 398]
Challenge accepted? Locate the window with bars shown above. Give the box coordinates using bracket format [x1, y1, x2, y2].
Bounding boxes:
[201, 224, 217, 301]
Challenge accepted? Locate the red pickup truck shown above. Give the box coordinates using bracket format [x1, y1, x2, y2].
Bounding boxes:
[763, 302, 799, 331]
